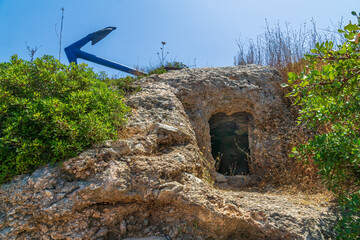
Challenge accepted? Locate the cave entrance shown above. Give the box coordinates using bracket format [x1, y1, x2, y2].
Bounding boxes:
[209, 112, 252, 175]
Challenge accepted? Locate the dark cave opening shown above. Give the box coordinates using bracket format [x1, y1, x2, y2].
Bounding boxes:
[209, 112, 252, 175]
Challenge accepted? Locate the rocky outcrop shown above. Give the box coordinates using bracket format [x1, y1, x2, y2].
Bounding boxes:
[0, 65, 337, 239]
[142, 66, 295, 175]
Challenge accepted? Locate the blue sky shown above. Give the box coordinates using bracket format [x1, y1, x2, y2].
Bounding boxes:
[0, 0, 358, 76]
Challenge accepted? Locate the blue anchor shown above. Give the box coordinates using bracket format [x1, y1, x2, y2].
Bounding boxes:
[64, 27, 146, 76]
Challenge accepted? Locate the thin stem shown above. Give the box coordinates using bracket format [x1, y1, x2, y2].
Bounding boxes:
[59, 7, 64, 61]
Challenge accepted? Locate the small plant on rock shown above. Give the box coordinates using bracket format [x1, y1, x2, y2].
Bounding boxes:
[147, 42, 188, 75]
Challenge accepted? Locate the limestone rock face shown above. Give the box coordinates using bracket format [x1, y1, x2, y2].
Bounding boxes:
[0, 66, 337, 239]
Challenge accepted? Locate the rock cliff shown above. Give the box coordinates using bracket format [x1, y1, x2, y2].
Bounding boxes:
[0, 65, 337, 239]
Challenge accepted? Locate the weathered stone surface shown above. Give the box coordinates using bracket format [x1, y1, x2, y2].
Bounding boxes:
[226, 175, 261, 188]
[0, 65, 337, 239]
[124, 238, 167, 240]
[215, 172, 227, 183]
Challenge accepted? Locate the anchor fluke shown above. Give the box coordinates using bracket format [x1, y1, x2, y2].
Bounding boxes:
[64, 26, 146, 76]
[91, 27, 117, 45]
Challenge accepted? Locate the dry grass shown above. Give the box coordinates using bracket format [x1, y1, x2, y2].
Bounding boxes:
[257, 121, 331, 195]
[234, 19, 344, 70]
[117, 127, 141, 139]
[260, 157, 326, 193]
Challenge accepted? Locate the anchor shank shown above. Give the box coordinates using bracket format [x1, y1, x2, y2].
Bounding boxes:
[76, 50, 146, 76]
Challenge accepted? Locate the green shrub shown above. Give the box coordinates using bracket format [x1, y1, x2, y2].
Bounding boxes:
[101, 75, 141, 95]
[0, 55, 130, 183]
[284, 12, 360, 239]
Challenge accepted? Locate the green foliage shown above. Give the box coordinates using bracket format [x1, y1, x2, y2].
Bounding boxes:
[337, 193, 360, 239]
[147, 61, 188, 75]
[99, 73, 141, 95]
[0, 55, 130, 183]
[147, 66, 168, 75]
[285, 14, 360, 239]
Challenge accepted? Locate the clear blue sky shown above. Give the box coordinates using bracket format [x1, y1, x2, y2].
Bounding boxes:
[0, 0, 358, 76]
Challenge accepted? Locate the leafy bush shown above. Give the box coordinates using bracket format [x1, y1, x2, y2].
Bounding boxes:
[99, 73, 141, 96]
[0, 55, 130, 183]
[285, 12, 360, 239]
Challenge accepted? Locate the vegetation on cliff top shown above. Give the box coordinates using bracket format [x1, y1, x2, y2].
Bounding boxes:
[0, 55, 130, 183]
[284, 13, 360, 239]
